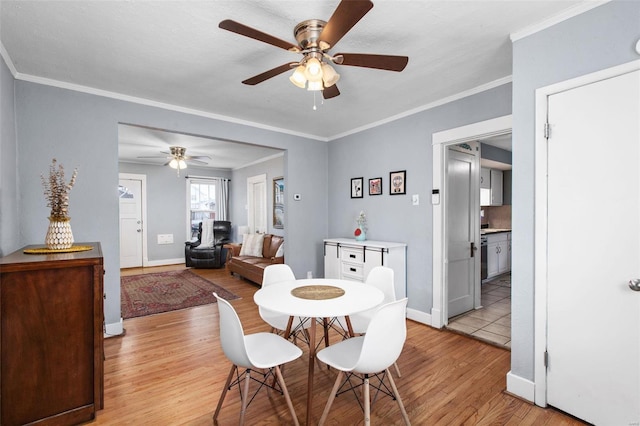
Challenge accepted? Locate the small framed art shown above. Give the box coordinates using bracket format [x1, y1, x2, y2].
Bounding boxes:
[351, 177, 364, 198]
[273, 177, 284, 229]
[389, 170, 406, 195]
[369, 177, 382, 195]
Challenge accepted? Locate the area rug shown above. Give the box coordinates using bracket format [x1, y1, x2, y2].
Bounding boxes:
[121, 269, 239, 319]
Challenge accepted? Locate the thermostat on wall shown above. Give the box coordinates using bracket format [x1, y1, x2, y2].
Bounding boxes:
[293, 193, 301, 201]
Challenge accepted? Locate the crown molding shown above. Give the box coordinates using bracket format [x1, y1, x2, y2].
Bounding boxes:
[328, 75, 513, 141]
[12, 72, 328, 142]
[510, 1, 610, 42]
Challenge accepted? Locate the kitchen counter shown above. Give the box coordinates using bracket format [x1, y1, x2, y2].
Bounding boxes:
[481, 228, 511, 235]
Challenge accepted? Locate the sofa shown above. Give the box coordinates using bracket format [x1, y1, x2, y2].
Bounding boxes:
[226, 234, 284, 285]
[184, 220, 231, 268]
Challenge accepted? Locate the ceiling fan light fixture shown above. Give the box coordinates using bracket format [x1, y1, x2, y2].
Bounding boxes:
[321, 62, 340, 87]
[178, 159, 187, 169]
[307, 80, 323, 91]
[289, 65, 307, 88]
[304, 57, 323, 81]
[169, 158, 179, 169]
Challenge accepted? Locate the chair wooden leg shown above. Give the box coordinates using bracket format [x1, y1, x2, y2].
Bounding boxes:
[213, 364, 236, 423]
[393, 361, 402, 378]
[318, 370, 344, 426]
[364, 374, 371, 426]
[274, 365, 300, 426]
[386, 368, 411, 425]
[239, 369, 251, 426]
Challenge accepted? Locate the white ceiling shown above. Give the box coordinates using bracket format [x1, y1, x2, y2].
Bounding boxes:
[1, 0, 594, 168]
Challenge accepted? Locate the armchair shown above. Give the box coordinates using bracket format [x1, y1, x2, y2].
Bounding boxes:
[185, 220, 231, 268]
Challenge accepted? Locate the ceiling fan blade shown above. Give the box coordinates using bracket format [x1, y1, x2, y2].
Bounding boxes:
[319, 0, 373, 49]
[322, 84, 340, 99]
[219, 20, 298, 51]
[185, 155, 212, 160]
[242, 63, 294, 85]
[186, 159, 209, 165]
[137, 155, 170, 159]
[335, 53, 408, 72]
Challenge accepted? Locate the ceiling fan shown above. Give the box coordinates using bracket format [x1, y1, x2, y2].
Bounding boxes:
[138, 146, 211, 175]
[219, 0, 408, 100]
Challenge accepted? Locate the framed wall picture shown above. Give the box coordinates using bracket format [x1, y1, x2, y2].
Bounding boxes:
[351, 177, 364, 198]
[369, 177, 382, 195]
[389, 170, 406, 195]
[273, 177, 284, 229]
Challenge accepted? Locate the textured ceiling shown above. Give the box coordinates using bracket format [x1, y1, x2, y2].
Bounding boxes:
[1, 0, 593, 167]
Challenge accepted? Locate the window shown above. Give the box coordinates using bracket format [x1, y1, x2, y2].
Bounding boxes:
[189, 181, 216, 238]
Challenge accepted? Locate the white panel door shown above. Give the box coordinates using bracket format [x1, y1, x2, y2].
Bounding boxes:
[247, 174, 267, 234]
[119, 178, 143, 268]
[446, 146, 478, 317]
[546, 70, 640, 424]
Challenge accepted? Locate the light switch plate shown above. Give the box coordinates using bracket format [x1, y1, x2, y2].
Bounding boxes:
[412, 194, 419, 205]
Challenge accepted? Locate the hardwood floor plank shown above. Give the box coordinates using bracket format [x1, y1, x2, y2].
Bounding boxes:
[95, 266, 586, 425]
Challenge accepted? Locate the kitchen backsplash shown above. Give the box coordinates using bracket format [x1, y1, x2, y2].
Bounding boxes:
[481, 205, 512, 229]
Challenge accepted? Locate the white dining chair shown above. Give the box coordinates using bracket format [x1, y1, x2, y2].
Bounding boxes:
[261, 264, 312, 344]
[317, 298, 411, 426]
[212, 293, 302, 426]
[333, 266, 402, 377]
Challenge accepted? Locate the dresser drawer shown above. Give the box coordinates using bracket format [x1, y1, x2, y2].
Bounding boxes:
[340, 247, 364, 264]
[341, 262, 364, 279]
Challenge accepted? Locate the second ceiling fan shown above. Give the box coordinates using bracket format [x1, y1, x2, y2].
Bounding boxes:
[219, 0, 409, 100]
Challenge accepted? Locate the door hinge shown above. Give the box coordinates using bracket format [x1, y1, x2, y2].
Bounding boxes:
[544, 350, 549, 367]
[544, 122, 551, 139]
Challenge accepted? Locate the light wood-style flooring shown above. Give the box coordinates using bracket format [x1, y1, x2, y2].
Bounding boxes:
[97, 265, 584, 425]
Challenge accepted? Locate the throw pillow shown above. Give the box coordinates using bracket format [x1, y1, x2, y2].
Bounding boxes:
[275, 242, 284, 258]
[200, 219, 215, 248]
[240, 233, 264, 257]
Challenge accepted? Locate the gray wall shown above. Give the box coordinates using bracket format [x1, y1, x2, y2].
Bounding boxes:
[230, 155, 285, 241]
[10, 81, 327, 328]
[511, 0, 640, 381]
[0, 54, 19, 256]
[481, 143, 512, 164]
[118, 162, 231, 261]
[328, 83, 512, 313]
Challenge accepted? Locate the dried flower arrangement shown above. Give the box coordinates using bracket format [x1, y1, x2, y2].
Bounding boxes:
[41, 158, 78, 221]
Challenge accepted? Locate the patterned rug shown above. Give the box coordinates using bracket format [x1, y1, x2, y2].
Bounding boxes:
[121, 269, 239, 319]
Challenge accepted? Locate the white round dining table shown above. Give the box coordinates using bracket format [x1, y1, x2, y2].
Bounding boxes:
[253, 278, 384, 425]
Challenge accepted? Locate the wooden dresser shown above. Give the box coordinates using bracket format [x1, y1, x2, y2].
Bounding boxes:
[0, 242, 104, 426]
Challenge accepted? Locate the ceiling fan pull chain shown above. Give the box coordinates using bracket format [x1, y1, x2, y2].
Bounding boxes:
[313, 91, 317, 111]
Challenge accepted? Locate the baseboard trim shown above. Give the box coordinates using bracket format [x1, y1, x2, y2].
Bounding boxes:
[144, 258, 185, 267]
[407, 308, 431, 326]
[104, 318, 124, 338]
[506, 371, 535, 403]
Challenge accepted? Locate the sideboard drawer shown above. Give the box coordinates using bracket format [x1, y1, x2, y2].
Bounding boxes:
[340, 248, 364, 264]
[341, 262, 364, 279]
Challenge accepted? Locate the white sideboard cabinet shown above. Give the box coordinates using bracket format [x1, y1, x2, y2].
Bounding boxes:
[323, 238, 407, 299]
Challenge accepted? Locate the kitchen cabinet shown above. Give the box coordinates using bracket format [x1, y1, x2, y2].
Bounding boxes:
[324, 238, 407, 299]
[480, 168, 503, 206]
[0, 242, 104, 426]
[486, 232, 510, 278]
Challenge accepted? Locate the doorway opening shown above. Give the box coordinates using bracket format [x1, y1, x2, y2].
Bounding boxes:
[431, 115, 512, 341]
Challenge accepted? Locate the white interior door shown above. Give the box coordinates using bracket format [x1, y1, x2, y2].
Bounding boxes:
[546, 69, 640, 424]
[119, 178, 143, 268]
[446, 144, 479, 318]
[247, 174, 267, 233]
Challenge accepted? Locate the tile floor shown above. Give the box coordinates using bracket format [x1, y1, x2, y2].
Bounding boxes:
[447, 273, 511, 348]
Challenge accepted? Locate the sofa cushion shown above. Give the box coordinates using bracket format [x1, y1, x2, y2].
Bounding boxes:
[275, 242, 284, 258]
[240, 233, 264, 257]
[264, 235, 284, 258]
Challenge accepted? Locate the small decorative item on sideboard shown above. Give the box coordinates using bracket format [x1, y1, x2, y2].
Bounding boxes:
[41, 158, 78, 250]
[354, 210, 367, 242]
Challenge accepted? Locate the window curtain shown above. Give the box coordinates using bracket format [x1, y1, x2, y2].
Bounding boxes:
[215, 178, 230, 221]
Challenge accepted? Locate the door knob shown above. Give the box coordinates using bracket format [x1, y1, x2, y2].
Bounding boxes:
[629, 279, 640, 292]
[137, 229, 142, 233]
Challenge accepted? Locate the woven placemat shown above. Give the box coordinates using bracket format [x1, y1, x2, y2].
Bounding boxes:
[23, 245, 94, 255]
[291, 285, 345, 300]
